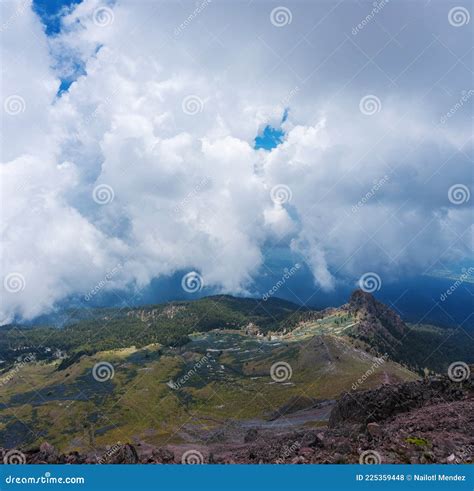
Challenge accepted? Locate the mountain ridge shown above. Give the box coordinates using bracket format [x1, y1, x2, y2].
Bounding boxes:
[1, 290, 473, 374]
[0, 290, 472, 459]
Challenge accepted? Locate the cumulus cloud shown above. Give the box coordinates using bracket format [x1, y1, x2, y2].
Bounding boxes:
[0, 0, 472, 323]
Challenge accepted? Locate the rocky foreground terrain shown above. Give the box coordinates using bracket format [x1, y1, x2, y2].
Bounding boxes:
[3, 373, 472, 465]
[1, 291, 473, 465]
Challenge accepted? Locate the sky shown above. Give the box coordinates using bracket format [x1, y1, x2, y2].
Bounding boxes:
[0, 0, 473, 324]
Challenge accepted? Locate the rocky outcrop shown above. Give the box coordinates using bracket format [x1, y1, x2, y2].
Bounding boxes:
[329, 376, 469, 428]
[225, 396, 474, 464]
[345, 290, 407, 352]
[222, 375, 474, 464]
[150, 447, 174, 463]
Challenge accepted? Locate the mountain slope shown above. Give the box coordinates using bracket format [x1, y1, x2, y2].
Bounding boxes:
[0, 291, 472, 456]
[0, 296, 306, 369]
[3, 374, 472, 464]
[343, 290, 474, 372]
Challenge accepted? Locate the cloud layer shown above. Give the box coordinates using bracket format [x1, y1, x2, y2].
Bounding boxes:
[1, 0, 472, 323]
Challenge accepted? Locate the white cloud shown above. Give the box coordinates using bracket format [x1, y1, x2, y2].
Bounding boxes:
[0, 0, 472, 322]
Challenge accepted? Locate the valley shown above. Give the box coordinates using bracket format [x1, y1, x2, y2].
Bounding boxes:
[0, 290, 472, 464]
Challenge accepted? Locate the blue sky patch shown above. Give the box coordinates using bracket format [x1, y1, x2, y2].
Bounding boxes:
[33, 0, 82, 36]
[254, 109, 288, 150]
[32, 0, 86, 97]
[255, 126, 284, 150]
[55, 58, 86, 96]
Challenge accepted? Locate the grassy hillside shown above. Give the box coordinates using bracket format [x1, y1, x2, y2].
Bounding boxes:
[0, 330, 417, 453]
[0, 296, 308, 369]
[1, 292, 472, 454]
